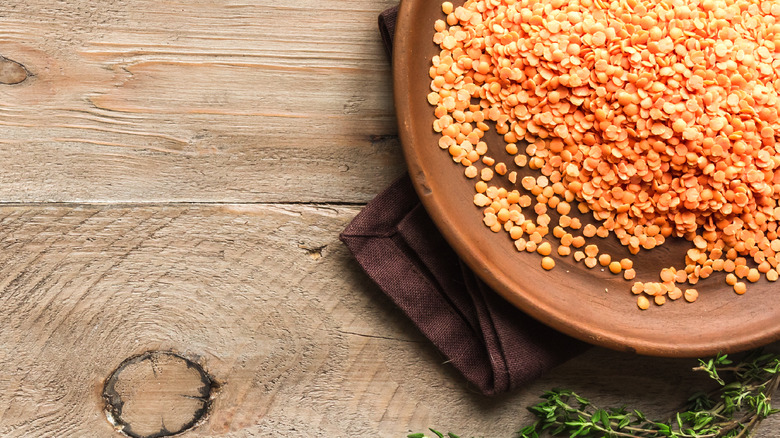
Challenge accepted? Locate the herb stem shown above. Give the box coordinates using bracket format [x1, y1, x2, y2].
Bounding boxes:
[412, 350, 780, 438]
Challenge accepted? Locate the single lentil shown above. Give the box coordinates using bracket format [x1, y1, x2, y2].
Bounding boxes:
[637, 295, 650, 310]
[537, 241, 552, 256]
[684, 289, 699, 303]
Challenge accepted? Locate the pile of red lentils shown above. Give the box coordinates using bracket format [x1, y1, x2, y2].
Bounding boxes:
[428, 0, 780, 309]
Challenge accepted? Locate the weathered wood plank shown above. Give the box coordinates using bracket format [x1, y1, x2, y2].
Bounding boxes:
[0, 0, 405, 203]
[0, 204, 777, 437]
[0, 204, 512, 437]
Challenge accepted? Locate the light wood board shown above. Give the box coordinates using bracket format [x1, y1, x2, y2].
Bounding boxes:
[0, 204, 775, 437]
[0, 0, 404, 203]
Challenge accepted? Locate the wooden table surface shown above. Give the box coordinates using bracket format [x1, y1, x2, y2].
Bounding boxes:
[1, 1, 779, 437]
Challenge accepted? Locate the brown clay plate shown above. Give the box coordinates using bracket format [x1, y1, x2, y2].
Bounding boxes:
[393, 0, 780, 357]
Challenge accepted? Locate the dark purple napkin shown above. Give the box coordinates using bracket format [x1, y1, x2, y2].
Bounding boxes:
[338, 6, 588, 396]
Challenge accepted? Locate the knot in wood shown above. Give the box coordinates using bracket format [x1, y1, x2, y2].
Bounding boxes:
[0, 56, 29, 85]
[103, 351, 217, 438]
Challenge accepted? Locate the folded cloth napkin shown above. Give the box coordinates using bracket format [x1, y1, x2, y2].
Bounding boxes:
[338, 6, 588, 396]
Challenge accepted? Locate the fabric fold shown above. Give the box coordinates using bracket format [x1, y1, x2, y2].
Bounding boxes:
[340, 176, 587, 395]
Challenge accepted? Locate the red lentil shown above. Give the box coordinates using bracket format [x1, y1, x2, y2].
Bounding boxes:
[667, 288, 683, 301]
[430, 0, 780, 309]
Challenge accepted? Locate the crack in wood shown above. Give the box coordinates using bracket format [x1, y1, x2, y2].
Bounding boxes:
[0, 201, 368, 207]
[299, 244, 327, 260]
[336, 329, 424, 344]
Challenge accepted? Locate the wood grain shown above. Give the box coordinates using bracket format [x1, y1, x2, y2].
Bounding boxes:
[0, 204, 777, 437]
[0, 0, 405, 203]
[0, 204, 512, 437]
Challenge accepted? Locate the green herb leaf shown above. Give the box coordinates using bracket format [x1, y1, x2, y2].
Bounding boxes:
[412, 350, 780, 438]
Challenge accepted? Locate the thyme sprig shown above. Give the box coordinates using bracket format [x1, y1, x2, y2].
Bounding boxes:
[519, 350, 780, 438]
[408, 350, 780, 438]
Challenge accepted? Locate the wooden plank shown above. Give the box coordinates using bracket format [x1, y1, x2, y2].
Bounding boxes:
[0, 204, 517, 437]
[1, 204, 777, 436]
[0, 0, 404, 203]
